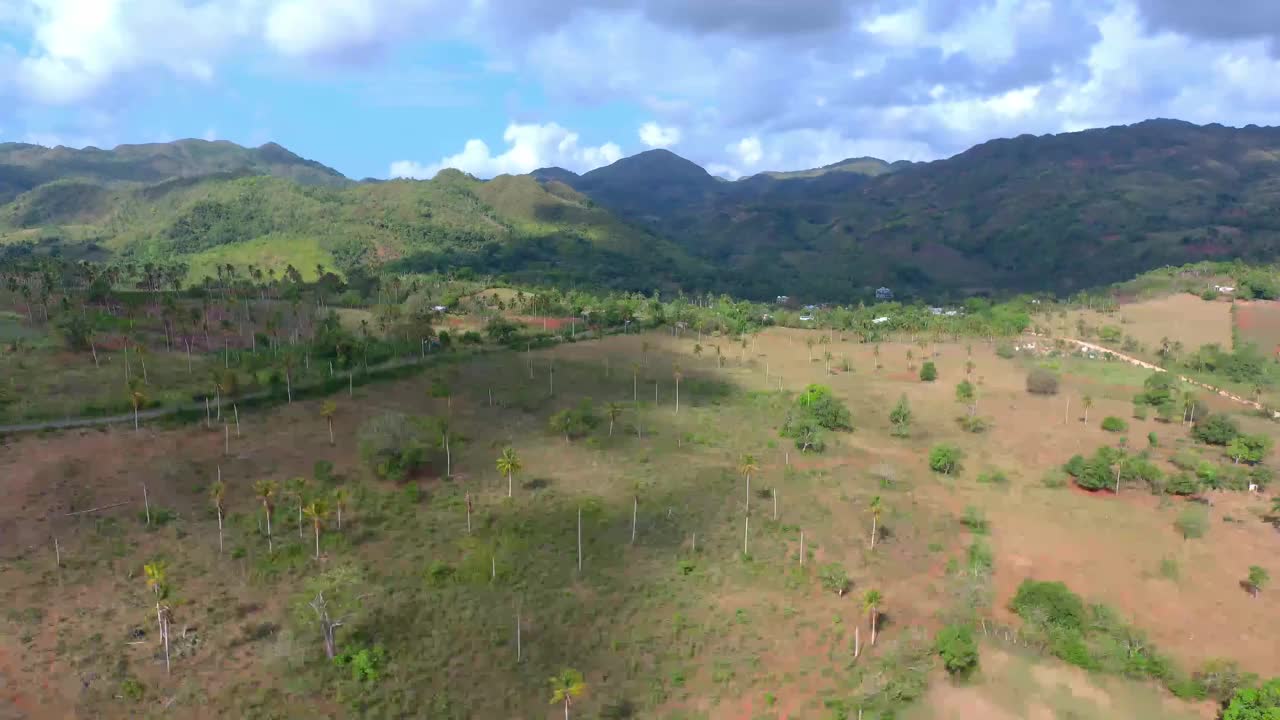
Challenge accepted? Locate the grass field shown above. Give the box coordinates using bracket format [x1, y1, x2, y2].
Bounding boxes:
[1234, 300, 1280, 355]
[1054, 294, 1233, 355]
[1, 327, 1275, 718]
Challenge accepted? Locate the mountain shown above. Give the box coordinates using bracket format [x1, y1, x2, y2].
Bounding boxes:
[0, 145, 711, 293]
[8, 121, 1280, 302]
[0, 139, 348, 204]
[537, 119, 1280, 300]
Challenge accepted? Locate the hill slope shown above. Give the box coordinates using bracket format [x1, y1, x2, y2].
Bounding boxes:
[544, 119, 1280, 300]
[0, 139, 348, 204]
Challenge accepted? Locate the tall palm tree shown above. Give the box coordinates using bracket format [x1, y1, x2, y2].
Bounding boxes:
[330, 487, 351, 530]
[210, 479, 226, 554]
[605, 402, 623, 437]
[873, 344, 882, 370]
[285, 476, 308, 538]
[862, 589, 883, 646]
[868, 496, 883, 549]
[129, 382, 146, 432]
[143, 560, 171, 673]
[548, 668, 587, 720]
[673, 365, 683, 414]
[1082, 394, 1093, 424]
[497, 447, 522, 498]
[302, 500, 330, 561]
[254, 479, 278, 552]
[738, 454, 759, 511]
[641, 340, 651, 368]
[320, 400, 337, 446]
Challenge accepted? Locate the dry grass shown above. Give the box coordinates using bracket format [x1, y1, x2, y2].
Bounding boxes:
[1053, 294, 1233, 353]
[1, 326, 1276, 718]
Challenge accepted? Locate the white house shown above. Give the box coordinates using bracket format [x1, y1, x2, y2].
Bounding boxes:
[1215, 285, 1235, 293]
[872, 316, 891, 324]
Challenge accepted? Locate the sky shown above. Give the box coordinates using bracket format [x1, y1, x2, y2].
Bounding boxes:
[2, 1, 1280, 180]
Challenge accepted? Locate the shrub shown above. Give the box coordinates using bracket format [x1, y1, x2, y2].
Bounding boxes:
[935, 624, 980, 677]
[1132, 403, 1148, 420]
[995, 343, 1016, 359]
[1011, 579, 1086, 632]
[549, 400, 601, 441]
[818, 563, 850, 596]
[1193, 414, 1240, 445]
[1101, 416, 1127, 432]
[960, 506, 988, 534]
[358, 413, 430, 481]
[1063, 446, 1123, 491]
[956, 415, 990, 434]
[1195, 659, 1258, 704]
[929, 444, 962, 475]
[1026, 368, 1060, 395]
[1147, 431, 1158, 447]
[1222, 677, 1280, 720]
[782, 385, 851, 451]
[976, 469, 1009, 485]
[1175, 506, 1209, 539]
[888, 394, 912, 437]
[1228, 434, 1272, 465]
[1041, 468, 1069, 488]
[919, 361, 937, 382]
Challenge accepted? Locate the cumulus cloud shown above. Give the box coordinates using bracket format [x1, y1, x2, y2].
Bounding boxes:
[9, 0, 1280, 175]
[638, 121, 681, 148]
[389, 122, 623, 179]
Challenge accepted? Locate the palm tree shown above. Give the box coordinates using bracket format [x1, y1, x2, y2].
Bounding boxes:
[286, 476, 308, 538]
[906, 349, 915, 371]
[868, 496, 883, 549]
[320, 400, 337, 446]
[673, 365, 683, 413]
[143, 560, 171, 674]
[330, 487, 351, 530]
[738, 453, 759, 511]
[873, 344, 882, 371]
[641, 340, 651, 368]
[1082, 394, 1093, 424]
[497, 447, 522, 498]
[548, 668, 587, 720]
[605, 402, 623, 437]
[965, 360, 975, 377]
[631, 362, 641, 403]
[302, 499, 329, 561]
[806, 337, 815, 362]
[862, 589, 883, 646]
[129, 382, 146, 432]
[210, 479, 226, 554]
[254, 479, 278, 552]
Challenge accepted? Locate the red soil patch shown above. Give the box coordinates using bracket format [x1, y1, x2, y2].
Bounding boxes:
[509, 315, 576, 330]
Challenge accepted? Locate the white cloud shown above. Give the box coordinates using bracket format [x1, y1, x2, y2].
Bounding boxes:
[731, 136, 763, 167]
[638, 121, 681, 148]
[389, 121, 623, 179]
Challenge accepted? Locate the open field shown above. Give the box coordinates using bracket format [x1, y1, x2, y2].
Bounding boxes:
[1, 327, 1276, 718]
[1053, 293, 1234, 355]
[1234, 300, 1280, 355]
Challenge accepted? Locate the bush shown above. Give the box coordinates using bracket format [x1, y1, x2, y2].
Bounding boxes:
[929, 444, 962, 475]
[549, 400, 601, 441]
[1101, 416, 1128, 433]
[358, 413, 430, 481]
[1175, 506, 1209, 539]
[995, 343, 1016, 359]
[818, 563, 850, 596]
[919, 361, 937, 382]
[976, 469, 1009, 485]
[1193, 414, 1239, 445]
[782, 385, 851, 451]
[1132, 403, 1148, 420]
[935, 624, 979, 677]
[1222, 677, 1280, 720]
[1026, 368, 1060, 395]
[960, 506, 988, 534]
[1063, 446, 1123, 491]
[1011, 579, 1086, 632]
[1041, 468, 1069, 488]
[956, 415, 990, 434]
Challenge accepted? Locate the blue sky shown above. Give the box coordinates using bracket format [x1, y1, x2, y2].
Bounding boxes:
[3, 1, 1280, 180]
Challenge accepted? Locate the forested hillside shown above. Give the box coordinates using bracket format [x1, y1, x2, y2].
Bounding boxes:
[9, 120, 1280, 301]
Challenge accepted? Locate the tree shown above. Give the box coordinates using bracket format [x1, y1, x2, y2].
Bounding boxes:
[1222, 677, 1280, 720]
[738, 453, 759, 511]
[935, 624, 979, 677]
[1026, 368, 1059, 395]
[129, 381, 146, 432]
[210, 478, 226, 554]
[286, 476, 308, 538]
[358, 413, 429, 481]
[1247, 565, 1269, 599]
[955, 380, 975, 416]
[254, 479, 278, 552]
[143, 560, 172, 674]
[929, 444, 962, 475]
[1229, 434, 1272, 465]
[863, 589, 883, 645]
[319, 400, 338, 446]
[1194, 414, 1240, 445]
[605, 402, 623, 437]
[868, 495, 883, 549]
[549, 668, 587, 720]
[1175, 506, 1209, 540]
[1101, 416, 1127, 432]
[965, 360, 976, 377]
[1082, 395, 1093, 424]
[497, 447, 522, 498]
[819, 563, 850, 596]
[303, 500, 330, 561]
[331, 486, 351, 530]
[673, 366, 683, 413]
[889, 394, 912, 437]
[919, 361, 937, 382]
[295, 563, 366, 660]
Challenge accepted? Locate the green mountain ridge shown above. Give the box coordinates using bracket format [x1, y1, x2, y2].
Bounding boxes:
[7, 119, 1280, 302]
